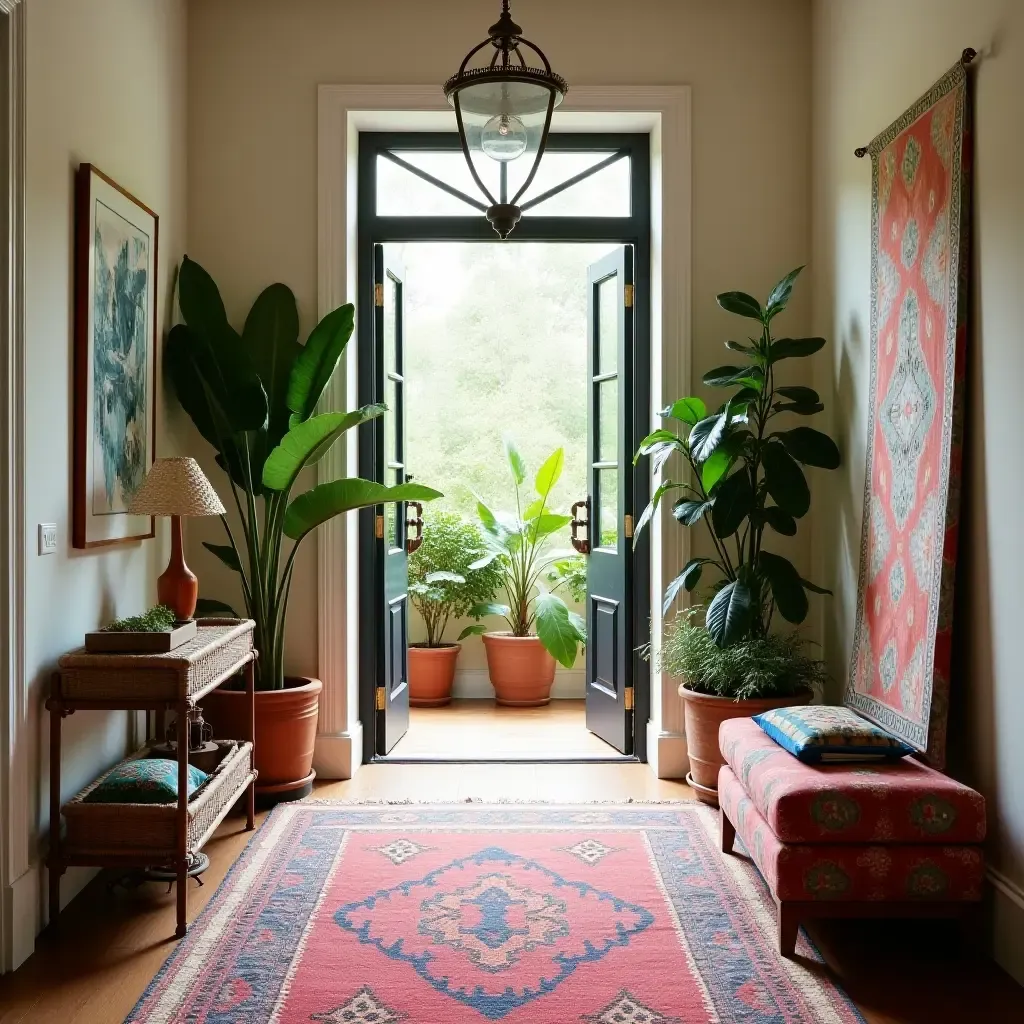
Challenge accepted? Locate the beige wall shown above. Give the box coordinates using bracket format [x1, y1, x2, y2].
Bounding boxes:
[812, 0, 1024, 983]
[21, 0, 187, 943]
[185, 0, 814, 684]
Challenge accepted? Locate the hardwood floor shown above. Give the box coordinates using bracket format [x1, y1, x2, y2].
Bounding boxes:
[0, 764, 1021, 1023]
[387, 698, 622, 759]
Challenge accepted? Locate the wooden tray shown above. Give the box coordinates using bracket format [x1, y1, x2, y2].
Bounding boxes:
[85, 619, 197, 653]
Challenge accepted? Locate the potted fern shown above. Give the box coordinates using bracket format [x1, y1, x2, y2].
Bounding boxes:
[461, 440, 586, 706]
[166, 257, 440, 800]
[408, 511, 502, 706]
[634, 266, 838, 803]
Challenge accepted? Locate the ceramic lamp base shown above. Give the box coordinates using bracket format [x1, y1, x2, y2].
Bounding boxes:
[158, 514, 198, 621]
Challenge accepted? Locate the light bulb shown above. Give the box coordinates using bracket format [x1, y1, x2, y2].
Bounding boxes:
[480, 113, 528, 162]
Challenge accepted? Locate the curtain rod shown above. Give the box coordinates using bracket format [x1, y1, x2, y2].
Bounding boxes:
[854, 48, 977, 158]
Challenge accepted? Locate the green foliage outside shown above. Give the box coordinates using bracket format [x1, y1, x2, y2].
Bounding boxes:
[409, 511, 503, 647]
[166, 257, 441, 690]
[104, 605, 176, 633]
[661, 608, 826, 701]
[634, 266, 840, 650]
[460, 441, 586, 669]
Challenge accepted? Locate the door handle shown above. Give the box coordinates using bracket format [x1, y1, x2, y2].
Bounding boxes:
[406, 501, 424, 554]
[570, 499, 591, 555]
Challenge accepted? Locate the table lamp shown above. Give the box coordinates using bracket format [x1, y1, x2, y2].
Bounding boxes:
[128, 457, 226, 622]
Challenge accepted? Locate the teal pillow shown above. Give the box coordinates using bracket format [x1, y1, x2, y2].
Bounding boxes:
[754, 705, 914, 763]
[84, 758, 209, 804]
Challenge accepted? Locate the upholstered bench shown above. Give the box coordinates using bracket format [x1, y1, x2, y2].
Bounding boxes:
[717, 717, 986, 957]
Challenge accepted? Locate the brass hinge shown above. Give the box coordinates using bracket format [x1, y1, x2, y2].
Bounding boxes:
[623, 513, 634, 539]
[375, 514, 384, 539]
[375, 686, 386, 711]
[624, 284, 634, 308]
[374, 282, 384, 307]
[624, 688, 634, 711]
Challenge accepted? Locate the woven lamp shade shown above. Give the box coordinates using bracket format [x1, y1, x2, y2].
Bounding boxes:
[128, 457, 226, 517]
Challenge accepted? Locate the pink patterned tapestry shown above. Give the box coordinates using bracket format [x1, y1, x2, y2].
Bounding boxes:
[845, 61, 972, 768]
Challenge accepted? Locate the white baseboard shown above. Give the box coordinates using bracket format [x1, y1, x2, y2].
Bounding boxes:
[313, 724, 363, 780]
[452, 670, 585, 700]
[4, 864, 37, 972]
[646, 721, 689, 780]
[988, 867, 1024, 986]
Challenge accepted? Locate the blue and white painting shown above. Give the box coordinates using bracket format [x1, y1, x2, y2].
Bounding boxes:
[90, 200, 150, 515]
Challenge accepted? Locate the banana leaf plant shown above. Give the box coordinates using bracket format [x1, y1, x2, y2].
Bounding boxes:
[166, 257, 441, 689]
[459, 440, 586, 668]
[633, 266, 839, 647]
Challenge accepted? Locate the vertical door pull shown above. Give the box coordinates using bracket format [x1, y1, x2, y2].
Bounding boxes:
[571, 499, 591, 555]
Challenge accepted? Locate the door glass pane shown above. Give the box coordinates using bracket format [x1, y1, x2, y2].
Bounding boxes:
[596, 468, 619, 552]
[385, 275, 399, 374]
[597, 275, 618, 374]
[597, 378, 618, 462]
[523, 155, 631, 217]
[388, 468, 403, 549]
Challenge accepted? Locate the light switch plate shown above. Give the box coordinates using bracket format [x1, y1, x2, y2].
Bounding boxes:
[38, 523, 57, 555]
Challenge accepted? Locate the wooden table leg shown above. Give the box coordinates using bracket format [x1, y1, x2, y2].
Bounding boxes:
[246, 655, 256, 831]
[47, 678, 62, 929]
[176, 702, 190, 938]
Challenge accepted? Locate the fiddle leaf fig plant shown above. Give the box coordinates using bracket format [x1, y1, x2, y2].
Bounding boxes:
[459, 439, 586, 668]
[167, 257, 441, 690]
[634, 266, 839, 648]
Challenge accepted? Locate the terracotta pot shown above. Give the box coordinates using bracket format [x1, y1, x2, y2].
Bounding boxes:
[679, 684, 813, 807]
[202, 675, 321, 803]
[482, 633, 556, 707]
[408, 643, 461, 707]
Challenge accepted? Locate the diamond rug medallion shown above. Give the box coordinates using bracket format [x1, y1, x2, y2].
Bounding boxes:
[126, 803, 864, 1023]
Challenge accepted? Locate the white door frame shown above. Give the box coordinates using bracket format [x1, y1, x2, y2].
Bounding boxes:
[315, 84, 691, 780]
[0, 0, 27, 975]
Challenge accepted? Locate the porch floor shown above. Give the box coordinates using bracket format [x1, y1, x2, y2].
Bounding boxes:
[386, 698, 623, 760]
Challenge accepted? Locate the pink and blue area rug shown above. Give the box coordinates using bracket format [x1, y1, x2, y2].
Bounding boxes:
[127, 803, 864, 1023]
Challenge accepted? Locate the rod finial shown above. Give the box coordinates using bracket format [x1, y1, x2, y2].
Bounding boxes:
[854, 146, 868, 159]
[961, 47, 977, 65]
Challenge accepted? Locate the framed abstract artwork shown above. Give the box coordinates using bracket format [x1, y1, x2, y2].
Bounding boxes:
[844, 59, 973, 768]
[73, 164, 158, 548]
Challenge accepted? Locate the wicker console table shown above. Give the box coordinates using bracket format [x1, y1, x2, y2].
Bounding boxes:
[47, 619, 258, 938]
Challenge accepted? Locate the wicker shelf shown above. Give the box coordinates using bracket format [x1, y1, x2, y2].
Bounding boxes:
[62, 741, 255, 862]
[47, 618, 257, 939]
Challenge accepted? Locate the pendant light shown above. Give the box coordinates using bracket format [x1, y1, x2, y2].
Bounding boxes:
[443, 1, 567, 238]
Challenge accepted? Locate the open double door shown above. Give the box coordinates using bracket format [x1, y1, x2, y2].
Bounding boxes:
[368, 244, 637, 758]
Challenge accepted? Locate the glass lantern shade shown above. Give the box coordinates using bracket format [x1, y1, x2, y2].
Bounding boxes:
[443, 1, 567, 237]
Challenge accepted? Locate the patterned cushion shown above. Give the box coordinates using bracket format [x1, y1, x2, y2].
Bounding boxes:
[84, 758, 208, 805]
[719, 766, 985, 903]
[719, 717, 986, 844]
[754, 705, 914, 763]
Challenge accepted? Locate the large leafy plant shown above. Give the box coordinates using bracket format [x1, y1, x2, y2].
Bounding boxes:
[460, 440, 586, 668]
[409, 511, 503, 648]
[167, 257, 441, 690]
[635, 266, 840, 648]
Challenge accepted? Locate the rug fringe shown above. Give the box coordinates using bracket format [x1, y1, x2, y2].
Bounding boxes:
[296, 797, 697, 806]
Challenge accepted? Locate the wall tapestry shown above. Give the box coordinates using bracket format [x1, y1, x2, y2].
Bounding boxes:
[73, 164, 158, 548]
[845, 59, 972, 768]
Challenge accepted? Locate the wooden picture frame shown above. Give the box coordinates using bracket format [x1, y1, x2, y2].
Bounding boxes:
[73, 164, 158, 548]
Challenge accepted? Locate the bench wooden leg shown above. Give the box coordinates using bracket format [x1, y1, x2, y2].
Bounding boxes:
[777, 901, 799, 958]
[720, 807, 736, 854]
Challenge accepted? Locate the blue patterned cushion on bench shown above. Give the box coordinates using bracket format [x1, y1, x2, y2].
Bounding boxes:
[753, 705, 914, 763]
[84, 758, 209, 804]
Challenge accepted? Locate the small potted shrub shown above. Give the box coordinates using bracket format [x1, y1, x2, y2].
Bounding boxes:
[634, 266, 838, 804]
[461, 440, 585, 706]
[408, 511, 503, 706]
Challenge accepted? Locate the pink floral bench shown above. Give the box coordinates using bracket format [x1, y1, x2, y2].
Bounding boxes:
[717, 717, 986, 957]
